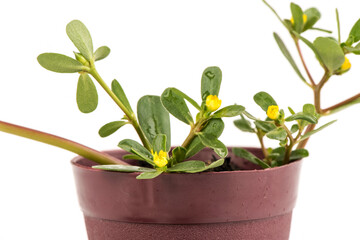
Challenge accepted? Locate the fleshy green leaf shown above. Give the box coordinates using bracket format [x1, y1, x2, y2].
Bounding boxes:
[234, 115, 255, 133]
[118, 139, 153, 159]
[300, 120, 336, 141]
[171, 146, 187, 165]
[271, 147, 309, 162]
[290, 124, 299, 133]
[161, 88, 193, 125]
[99, 121, 128, 137]
[112, 79, 133, 113]
[76, 73, 98, 113]
[123, 154, 145, 161]
[94, 46, 110, 61]
[212, 105, 245, 118]
[201, 66, 222, 100]
[290, 2, 304, 33]
[66, 20, 93, 61]
[313, 37, 345, 72]
[347, 19, 360, 44]
[303, 8, 321, 31]
[232, 148, 270, 169]
[206, 159, 224, 170]
[152, 134, 167, 153]
[344, 45, 360, 55]
[92, 164, 155, 172]
[167, 160, 206, 173]
[37, 53, 84, 73]
[253, 92, 277, 112]
[285, 112, 318, 124]
[198, 133, 228, 158]
[185, 118, 224, 158]
[137, 171, 163, 179]
[273, 33, 307, 84]
[266, 127, 287, 141]
[254, 120, 276, 133]
[137, 95, 171, 150]
[167, 88, 201, 110]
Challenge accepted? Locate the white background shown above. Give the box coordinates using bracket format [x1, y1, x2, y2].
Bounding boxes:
[0, 0, 359, 239]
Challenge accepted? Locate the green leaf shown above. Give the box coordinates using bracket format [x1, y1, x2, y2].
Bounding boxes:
[273, 33, 307, 84]
[99, 121, 128, 137]
[152, 134, 167, 153]
[137, 95, 171, 151]
[254, 120, 276, 133]
[185, 118, 224, 158]
[66, 20, 93, 61]
[303, 8, 321, 31]
[122, 154, 145, 161]
[206, 159, 224, 170]
[168, 88, 201, 110]
[198, 133, 228, 158]
[290, 124, 299, 133]
[232, 148, 270, 169]
[112, 79, 133, 113]
[313, 37, 345, 72]
[94, 46, 110, 61]
[290, 149, 309, 160]
[161, 88, 193, 125]
[201, 66, 222, 100]
[300, 120, 336, 141]
[92, 164, 155, 172]
[266, 127, 287, 141]
[290, 2, 304, 33]
[271, 147, 309, 162]
[344, 45, 360, 55]
[212, 105, 245, 118]
[303, 104, 316, 115]
[285, 112, 318, 124]
[253, 92, 277, 112]
[171, 146, 187, 164]
[37, 53, 84, 73]
[348, 19, 360, 44]
[118, 139, 152, 159]
[167, 160, 206, 173]
[76, 73, 98, 113]
[234, 115, 255, 133]
[137, 171, 163, 179]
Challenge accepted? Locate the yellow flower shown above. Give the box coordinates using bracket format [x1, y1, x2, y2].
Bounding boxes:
[152, 150, 168, 168]
[267, 105, 280, 120]
[340, 57, 351, 71]
[206, 95, 222, 112]
[290, 14, 307, 25]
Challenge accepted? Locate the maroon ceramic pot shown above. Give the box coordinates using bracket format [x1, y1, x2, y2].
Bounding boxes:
[71, 148, 302, 240]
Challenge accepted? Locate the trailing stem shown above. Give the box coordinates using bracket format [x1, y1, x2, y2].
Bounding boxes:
[0, 120, 128, 165]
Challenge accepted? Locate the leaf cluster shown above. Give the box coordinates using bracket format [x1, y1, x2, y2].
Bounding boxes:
[233, 92, 335, 168]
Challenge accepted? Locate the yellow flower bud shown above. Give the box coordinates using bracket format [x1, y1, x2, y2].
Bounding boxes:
[152, 150, 168, 168]
[340, 57, 351, 71]
[290, 14, 307, 25]
[267, 105, 280, 120]
[206, 95, 222, 112]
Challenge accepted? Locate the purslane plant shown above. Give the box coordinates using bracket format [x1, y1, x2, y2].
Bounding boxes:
[0, 20, 245, 179]
[233, 1, 360, 167]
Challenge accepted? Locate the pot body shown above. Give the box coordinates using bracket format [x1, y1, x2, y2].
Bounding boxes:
[72, 148, 302, 240]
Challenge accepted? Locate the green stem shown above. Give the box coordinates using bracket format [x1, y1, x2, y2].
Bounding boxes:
[88, 67, 152, 151]
[294, 38, 315, 86]
[282, 123, 295, 165]
[181, 119, 206, 149]
[256, 130, 268, 159]
[0, 120, 127, 165]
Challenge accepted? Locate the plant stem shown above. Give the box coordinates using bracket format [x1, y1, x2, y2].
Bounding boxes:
[282, 123, 295, 164]
[322, 93, 360, 115]
[296, 123, 316, 150]
[0, 120, 127, 165]
[181, 119, 206, 149]
[314, 71, 331, 114]
[294, 38, 316, 86]
[88, 67, 152, 151]
[256, 130, 268, 159]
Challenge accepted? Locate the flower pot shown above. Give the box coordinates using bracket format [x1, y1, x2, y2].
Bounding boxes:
[71, 147, 302, 240]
